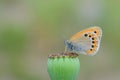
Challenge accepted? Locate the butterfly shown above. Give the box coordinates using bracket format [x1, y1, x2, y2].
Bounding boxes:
[64, 26, 102, 56]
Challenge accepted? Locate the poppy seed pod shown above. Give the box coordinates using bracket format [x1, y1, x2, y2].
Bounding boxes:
[47, 53, 80, 80]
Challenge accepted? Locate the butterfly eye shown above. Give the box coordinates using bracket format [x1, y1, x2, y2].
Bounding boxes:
[84, 34, 88, 37]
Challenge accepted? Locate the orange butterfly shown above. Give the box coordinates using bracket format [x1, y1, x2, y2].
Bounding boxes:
[65, 26, 102, 56]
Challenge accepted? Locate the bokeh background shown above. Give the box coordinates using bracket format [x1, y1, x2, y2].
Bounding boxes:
[0, 0, 120, 80]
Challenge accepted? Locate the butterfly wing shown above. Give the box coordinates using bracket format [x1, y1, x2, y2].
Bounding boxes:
[69, 27, 102, 41]
[66, 26, 102, 56]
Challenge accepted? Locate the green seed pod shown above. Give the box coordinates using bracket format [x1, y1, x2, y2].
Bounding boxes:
[47, 53, 80, 80]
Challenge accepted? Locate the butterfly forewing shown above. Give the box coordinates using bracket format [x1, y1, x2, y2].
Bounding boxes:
[69, 27, 102, 41]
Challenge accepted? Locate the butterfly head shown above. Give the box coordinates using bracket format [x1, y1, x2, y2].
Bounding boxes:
[64, 40, 73, 52]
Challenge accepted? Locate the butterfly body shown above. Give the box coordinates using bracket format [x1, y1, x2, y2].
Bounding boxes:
[65, 26, 102, 56]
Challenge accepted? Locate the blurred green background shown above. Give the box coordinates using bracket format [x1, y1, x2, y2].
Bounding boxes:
[0, 0, 120, 80]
